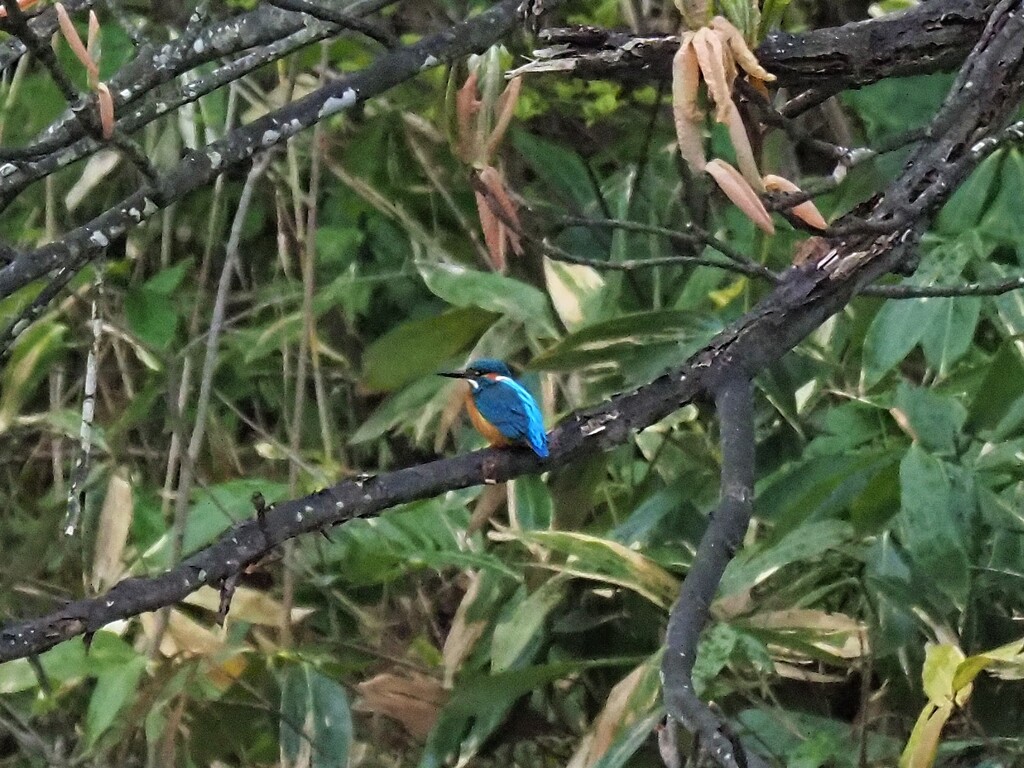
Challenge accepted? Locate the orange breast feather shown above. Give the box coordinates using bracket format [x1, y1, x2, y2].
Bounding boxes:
[465, 391, 511, 446]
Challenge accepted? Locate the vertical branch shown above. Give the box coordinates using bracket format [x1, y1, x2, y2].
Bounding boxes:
[662, 376, 765, 768]
[63, 265, 102, 537]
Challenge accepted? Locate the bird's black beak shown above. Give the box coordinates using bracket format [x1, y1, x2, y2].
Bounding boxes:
[437, 370, 469, 379]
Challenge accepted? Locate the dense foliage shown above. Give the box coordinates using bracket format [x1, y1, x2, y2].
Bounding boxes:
[1, 1, 1023, 766]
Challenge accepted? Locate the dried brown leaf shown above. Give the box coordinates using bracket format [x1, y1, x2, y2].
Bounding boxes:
[711, 16, 776, 82]
[692, 29, 731, 124]
[478, 164, 521, 255]
[456, 71, 481, 163]
[55, 3, 99, 84]
[671, 40, 706, 172]
[484, 76, 521, 161]
[706, 159, 774, 233]
[356, 672, 448, 741]
[96, 83, 115, 139]
[763, 174, 828, 229]
[90, 469, 132, 593]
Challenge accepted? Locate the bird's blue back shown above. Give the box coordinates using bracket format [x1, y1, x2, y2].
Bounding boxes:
[472, 375, 549, 458]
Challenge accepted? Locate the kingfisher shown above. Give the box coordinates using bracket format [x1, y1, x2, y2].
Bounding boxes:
[438, 359, 549, 458]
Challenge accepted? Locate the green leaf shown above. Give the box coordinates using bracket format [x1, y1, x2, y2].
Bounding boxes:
[720, 520, 853, 596]
[530, 309, 717, 372]
[0, 319, 66, 433]
[861, 298, 938, 387]
[919, 296, 980, 375]
[509, 475, 553, 531]
[279, 663, 353, 768]
[936, 151, 1002, 235]
[980, 150, 1024, 243]
[361, 307, 496, 392]
[350, 375, 446, 445]
[490, 577, 567, 672]
[758, 0, 792, 36]
[894, 382, 966, 454]
[143, 259, 193, 294]
[897, 445, 970, 602]
[86, 656, 147, 746]
[967, 341, 1024, 431]
[417, 259, 557, 338]
[125, 287, 179, 349]
[512, 130, 596, 211]
[317, 496, 519, 585]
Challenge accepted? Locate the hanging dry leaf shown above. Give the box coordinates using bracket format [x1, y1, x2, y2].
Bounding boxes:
[671, 38, 706, 172]
[706, 159, 774, 233]
[455, 71, 481, 164]
[710, 17, 776, 83]
[763, 174, 828, 230]
[55, 3, 99, 84]
[484, 76, 522, 161]
[96, 83, 115, 139]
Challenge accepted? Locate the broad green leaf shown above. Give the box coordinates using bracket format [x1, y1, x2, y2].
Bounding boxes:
[935, 150, 1002, 235]
[490, 577, 568, 672]
[0, 319, 66, 433]
[861, 298, 938, 387]
[530, 309, 713, 371]
[417, 259, 557, 337]
[317, 496, 518, 585]
[361, 307, 496, 392]
[897, 446, 970, 602]
[759, 0, 792, 36]
[509, 475, 553, 531]
[919, 296, 980, 375]
[894, 382, 966, 454]
[967, 341, 1024, 430]
[512, 130, 596, 210]
[143, 259, 193, 294]
[980, 150, 1024, 243]
[420, 658, 638, 768]
[125, 287, 178, 349]
[279, 663, 353, 768]
[350, 375, 446, 445]
[720, 520, 853, 596]
[86, 656, 147, 746]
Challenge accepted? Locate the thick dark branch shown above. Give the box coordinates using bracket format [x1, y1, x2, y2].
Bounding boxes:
[662, 377, 759, 768]
[512, 0, 996, 90]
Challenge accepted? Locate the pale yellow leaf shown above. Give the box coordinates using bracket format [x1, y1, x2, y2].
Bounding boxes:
[355, 672, 448, 741]
[543, 256, 606, 331]
[182, 585, 315, 626]
[90, 469, 133, 593]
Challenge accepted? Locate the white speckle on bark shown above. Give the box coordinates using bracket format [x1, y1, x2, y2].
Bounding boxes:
[209, 151, 222, 169]
[0, 163, 16, 177]
[193, 38, 205, 54]
[262, 129, 280, 145]
[318, 88, 358, 118]
[90, 231, 109, 247]
[143, 198, 158, 216]
[421, 54, 439, 70]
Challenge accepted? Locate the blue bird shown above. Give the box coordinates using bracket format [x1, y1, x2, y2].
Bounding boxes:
[438, 359, 549, 458]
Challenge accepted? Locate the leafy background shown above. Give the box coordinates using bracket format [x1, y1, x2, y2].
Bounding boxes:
[1, 1, 1024, 767]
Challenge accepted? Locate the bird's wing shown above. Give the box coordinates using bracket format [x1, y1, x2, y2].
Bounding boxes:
[475, 379, 548, 457]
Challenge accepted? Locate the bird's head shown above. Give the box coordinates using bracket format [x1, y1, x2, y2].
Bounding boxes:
[438, 358, 513, 389]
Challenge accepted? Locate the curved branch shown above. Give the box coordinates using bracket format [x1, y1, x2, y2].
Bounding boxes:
[662, 377, 760, 768]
